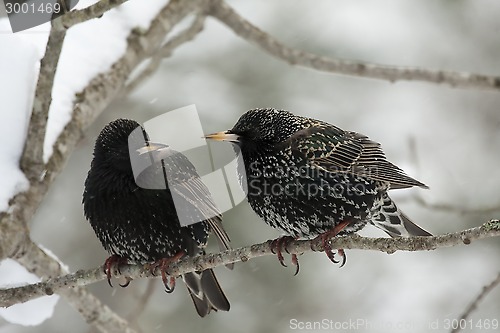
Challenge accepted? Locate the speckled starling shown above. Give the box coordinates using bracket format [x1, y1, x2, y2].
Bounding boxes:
[83, 119, 230, 317]
[205, 108, 431, 268]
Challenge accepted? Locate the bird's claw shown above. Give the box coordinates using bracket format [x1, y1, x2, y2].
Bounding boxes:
[323, 239, 347, 267]
[291, 253, 300, 276]
[150, 251, 184, 293]
[270, 236, 300, 275]
[103, 255, 128, 288]
[316, 220, 351, 268]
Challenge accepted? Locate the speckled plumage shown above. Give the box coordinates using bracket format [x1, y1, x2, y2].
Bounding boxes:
[207, 108, 431, 240]
[83, 119, 230, 317]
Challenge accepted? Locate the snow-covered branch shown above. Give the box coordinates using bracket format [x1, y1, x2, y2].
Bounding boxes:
[2, 220, 499, 308]
[2, 0, 500, 331]
[20, 19, 66, 180]
[1, 0, 208, 332]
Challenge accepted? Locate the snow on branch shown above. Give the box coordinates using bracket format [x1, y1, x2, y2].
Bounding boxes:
[2, 0, 500, 331]
[20, 0, 130, 180]
[1, 1, 208, 332]
[207, 0, 500, 91]
[1, 220, 499, 308]
[20, 20, 66, 180]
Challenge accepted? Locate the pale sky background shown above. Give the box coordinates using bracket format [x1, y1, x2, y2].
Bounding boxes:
[1, 1, 500, 332]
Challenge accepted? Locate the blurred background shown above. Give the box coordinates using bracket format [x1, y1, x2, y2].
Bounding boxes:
[2, 0, 500, 332]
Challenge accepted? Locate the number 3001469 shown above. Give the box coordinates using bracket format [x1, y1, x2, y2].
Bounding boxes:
[5, 2, 61, 14]
[443, 319, 499, 330]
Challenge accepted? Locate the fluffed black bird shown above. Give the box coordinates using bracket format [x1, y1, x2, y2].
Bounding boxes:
[83, 118, 230, 317]
[205, 108, 431, 269]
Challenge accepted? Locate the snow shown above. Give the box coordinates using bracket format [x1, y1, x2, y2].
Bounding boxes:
[37, 243, 70, 273]
[0, 259, 60, 326]
[44, 0, 170, 162]
[0, 0, 170, 327]
[0, 0, 169, 210]
[1, 0, 500, 331]
[0, 19, 39, 211]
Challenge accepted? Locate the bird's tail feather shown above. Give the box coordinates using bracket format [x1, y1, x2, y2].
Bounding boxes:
[370, 193, 432, 237]
[182, 269, 230, 317]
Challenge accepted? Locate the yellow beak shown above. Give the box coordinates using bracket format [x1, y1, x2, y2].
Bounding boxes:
[204, 131, 240, 143]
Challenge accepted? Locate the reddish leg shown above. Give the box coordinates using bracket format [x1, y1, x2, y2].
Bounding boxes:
[103, 255, 128, 288]
[315, 220, 351, 268]
[150, 251, 185, 293]
[270, 236, 300, 276]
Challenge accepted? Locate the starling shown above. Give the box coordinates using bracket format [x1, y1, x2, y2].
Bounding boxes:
[205, 108, 431, 270]
[83, 119, 230, 317]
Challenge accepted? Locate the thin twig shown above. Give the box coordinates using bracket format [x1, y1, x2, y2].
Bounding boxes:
[413, 196, 500, 215]
[405, 138, 500, 214]
[451, 272, 500, 333]
[1, 220, 499, 307]
[123, 14, 206, 95]
[207, 0, 500, 91]
[59, 0, 129, 28]
[126, 280, 157, 333]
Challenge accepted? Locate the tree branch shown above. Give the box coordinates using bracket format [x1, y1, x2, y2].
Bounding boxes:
[20, 18, 66, 180]
[207, 0, 500, 91]
[123, 14, 206, 95]
[413, 195, 500, 215]
[4, 0, 500, 330]
[125, 280, 156, 333]
[20, 0, 132, 181]
[59, 0, 129, 28]
[13, 240, 135, 333]
[451, 272, 500, 333]
[2, 220, 498, 307]
[1, 0, 211, 331]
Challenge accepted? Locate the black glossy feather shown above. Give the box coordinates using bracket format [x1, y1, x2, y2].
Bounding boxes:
[83, 119, 230, 316]
[211, 108, 431, 238]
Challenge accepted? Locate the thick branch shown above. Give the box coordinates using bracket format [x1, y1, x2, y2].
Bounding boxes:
[207, 0, 500, 91]
[2, 220, 498, 307]
[1, 0, 209, 331]
[20, 18, 66, 180]
[20, 0, 132, 180]
[14, 241, 135, 333]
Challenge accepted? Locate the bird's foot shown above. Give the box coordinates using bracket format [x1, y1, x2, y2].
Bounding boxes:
[150, 251, 185, 293]
[103, 255, 129, 288]
[314, 220, 351, 268]
[270, 236, 300, 276]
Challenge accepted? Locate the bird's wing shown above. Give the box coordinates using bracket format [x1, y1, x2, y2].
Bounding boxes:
[169, 174, 232, 251]
[168, 171, 234, 270]
[149, 149, 233, 257]
[287, 125, 428, 189]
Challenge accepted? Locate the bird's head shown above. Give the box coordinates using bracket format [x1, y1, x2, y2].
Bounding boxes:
[93, 118, 149, 172]
[205, 108, 309, 150]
